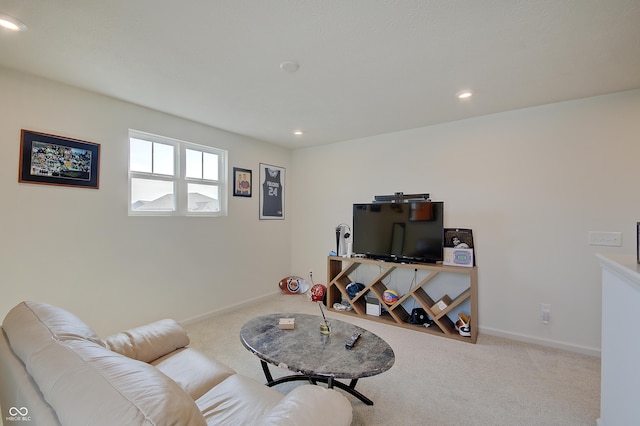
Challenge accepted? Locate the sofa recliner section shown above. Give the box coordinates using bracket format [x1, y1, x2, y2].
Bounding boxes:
[0, 301, 353, 425]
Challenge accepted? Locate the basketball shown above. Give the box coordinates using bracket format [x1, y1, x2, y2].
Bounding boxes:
[383, 289, 399, 304]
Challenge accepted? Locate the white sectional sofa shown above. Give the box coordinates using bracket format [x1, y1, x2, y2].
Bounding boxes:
[0, 301, 353, 425]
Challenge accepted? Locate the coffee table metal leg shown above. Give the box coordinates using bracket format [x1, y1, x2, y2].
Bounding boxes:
[327, 379, 373, 406]
[260, 360, 274, 384]
[259, 364, 374, 405]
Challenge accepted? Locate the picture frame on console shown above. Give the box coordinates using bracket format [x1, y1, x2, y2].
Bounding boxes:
[443, 228, 475, 267]
[19, 129, 100, 189]
[233, 167, 252, 197]
[259, 163, 285, 220]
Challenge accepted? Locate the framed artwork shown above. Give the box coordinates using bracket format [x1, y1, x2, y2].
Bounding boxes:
[19, 129, 100, 189]
[233, 167, 252, 197]
[259, 163, 285, 220]
[443, 228, 475, 267]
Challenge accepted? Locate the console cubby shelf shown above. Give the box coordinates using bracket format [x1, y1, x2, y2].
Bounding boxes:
[326, 256, 478, 343]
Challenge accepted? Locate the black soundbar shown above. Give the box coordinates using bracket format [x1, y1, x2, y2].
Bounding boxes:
[373, 192, 430, 203]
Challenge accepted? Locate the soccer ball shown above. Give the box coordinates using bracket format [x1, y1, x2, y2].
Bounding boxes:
[383, 289, 399, 304]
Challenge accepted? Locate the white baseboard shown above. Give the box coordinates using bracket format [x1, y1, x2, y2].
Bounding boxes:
[179, 295, 602, 357]
[479, 326, 601, 357]
[179, 291, 281, 326]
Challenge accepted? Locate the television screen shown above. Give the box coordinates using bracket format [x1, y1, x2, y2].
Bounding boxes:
[352, 201, 444, 263]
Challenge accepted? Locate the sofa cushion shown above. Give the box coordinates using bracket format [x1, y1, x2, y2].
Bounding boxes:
[41, 339, 207, 426]
[104, 318, 190, 363]
[196, 374, 283, 425]
[2, 302, 105, 362]
[261, 385, 353, 426]
[152, 347, 236, 400]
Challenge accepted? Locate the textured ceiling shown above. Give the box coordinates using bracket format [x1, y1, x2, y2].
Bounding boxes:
[1, 0, 639, 148]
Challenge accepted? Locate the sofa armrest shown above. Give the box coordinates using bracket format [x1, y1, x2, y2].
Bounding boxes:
[261, 385, 352, 426]
[104, 318, 190, 363]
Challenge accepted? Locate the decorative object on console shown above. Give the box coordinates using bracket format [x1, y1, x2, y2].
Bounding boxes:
[365, 292, 382, 316]
[19, 129, 100, 189]
[335, 223, 351, 257]
[443, 228, 474, 267]
[455, 312, 471, 337]
[232, 167, 252, 197]
[382, 289, 399, 304]
[346, 282, 365, 299]
[431, 295, 452, 314]
[259, 163, 285, 219]
[406, 307, 432, 326]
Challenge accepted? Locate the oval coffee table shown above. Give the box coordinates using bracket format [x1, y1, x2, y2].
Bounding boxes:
[240, 312, 395, 405]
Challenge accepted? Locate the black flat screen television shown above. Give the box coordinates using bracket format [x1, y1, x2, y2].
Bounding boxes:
[352, 201, 444, 263]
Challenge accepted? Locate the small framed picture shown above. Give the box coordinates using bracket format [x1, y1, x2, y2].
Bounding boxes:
[19, 129, 100, 189]
[233, 167, 252, 197]
[259, 163, 285, 220]
[443, 228, 475, 267]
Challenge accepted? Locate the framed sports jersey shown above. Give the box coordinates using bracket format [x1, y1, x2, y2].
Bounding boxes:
[259, 163, 285, 219]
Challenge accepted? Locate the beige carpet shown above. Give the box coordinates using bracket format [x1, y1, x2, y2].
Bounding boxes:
[184, 293, 600, 426]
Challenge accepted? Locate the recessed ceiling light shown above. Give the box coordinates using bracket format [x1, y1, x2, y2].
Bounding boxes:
[293, 130, 303, 136]
[0, 14, 27, 31]
[457, 90, 473, 100]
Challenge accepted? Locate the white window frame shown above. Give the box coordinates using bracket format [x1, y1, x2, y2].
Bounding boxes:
[128, 130, 227, 217]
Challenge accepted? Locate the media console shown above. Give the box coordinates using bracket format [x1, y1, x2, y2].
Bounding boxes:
[326, 256, 478, 343]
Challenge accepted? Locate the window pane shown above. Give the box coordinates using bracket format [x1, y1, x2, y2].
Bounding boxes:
[131, 178, 175, 211]
[203, 152, 218, 180]
[130, 138, 152, 173]
[187, 183, 219, 212]
[153, 143, 174, 176]
[185, 149, 202, 179]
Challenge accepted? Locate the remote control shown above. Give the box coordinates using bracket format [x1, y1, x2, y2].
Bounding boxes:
[345, 332, 361, 350]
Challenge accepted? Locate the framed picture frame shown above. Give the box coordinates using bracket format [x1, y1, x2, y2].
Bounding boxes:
[19, 129, 100, 189]
[233, 167, 252, 197]
[259, 163, 285, 220]
[443, 228, 475, 267]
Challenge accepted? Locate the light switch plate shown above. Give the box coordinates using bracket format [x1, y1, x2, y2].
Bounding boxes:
[588, 231, 622, 247]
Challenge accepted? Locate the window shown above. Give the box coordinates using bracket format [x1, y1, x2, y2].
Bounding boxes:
[128, 130, 227, 216]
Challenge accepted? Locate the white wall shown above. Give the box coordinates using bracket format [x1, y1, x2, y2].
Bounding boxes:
[289, 89, 640, 354]
[0, 67, 291, 335]
[3, 63, 638, 354]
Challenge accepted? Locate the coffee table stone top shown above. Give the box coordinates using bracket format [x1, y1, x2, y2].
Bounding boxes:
[240, 312, 395, 379]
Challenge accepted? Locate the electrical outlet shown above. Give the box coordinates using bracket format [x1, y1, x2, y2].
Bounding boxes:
[309, 271, 313, 281]
[541, 304, 551, 324]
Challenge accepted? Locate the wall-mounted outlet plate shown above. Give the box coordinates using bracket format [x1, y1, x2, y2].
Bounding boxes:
[541, 303, 551, 324]
[588, 231, 622, 247]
